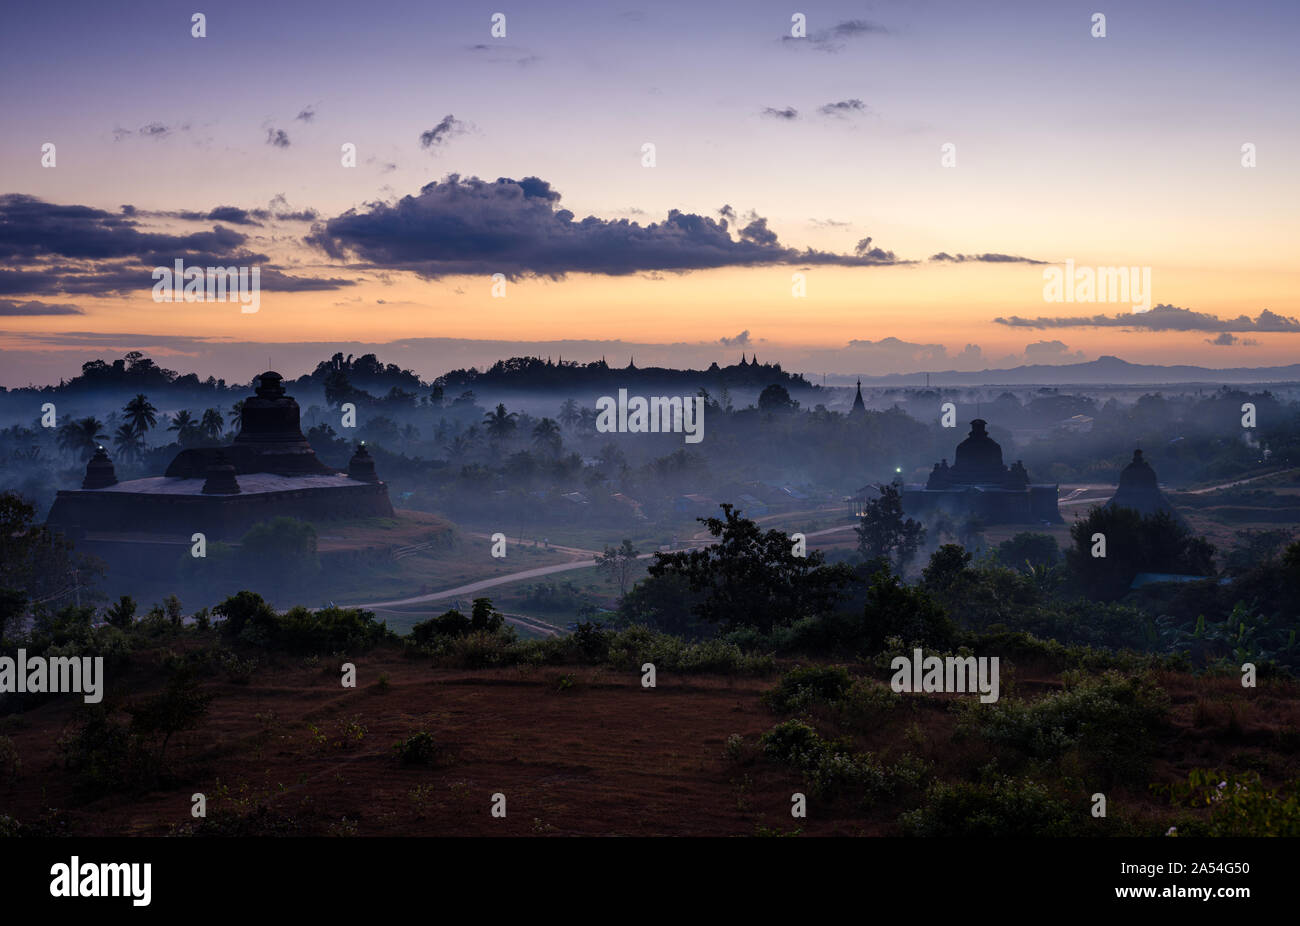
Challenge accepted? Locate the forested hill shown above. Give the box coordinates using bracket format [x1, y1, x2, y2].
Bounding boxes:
[434, 355, 817, 393]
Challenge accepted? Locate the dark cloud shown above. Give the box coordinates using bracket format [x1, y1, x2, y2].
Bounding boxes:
[819, 99, 867, 117]
[0, 195, 251, 261]
[1206, 332, 1259, 346]
[112, 122, 186, 141]
[739, 217, 778, 247]
[305, 174, 906, 278]
[0, 195, 353, 298]
[266, 128, 291, 148]
[464, 44, 540, 66]
[783, 19, 889, 52]
[854, 237, 895, 260]
[761, 106, 799, 120]
[833, 20, 888, 38]
[994, 305, 1300, 333]
[719, 330, 751, 347]
[267, 194, 318, 222]
[296, 106, 316, 122]
[419, 115, 467, 150]
[930, 252, 1045, 265]
[0, 299, 83, 316]
[205, 206, 263, 226]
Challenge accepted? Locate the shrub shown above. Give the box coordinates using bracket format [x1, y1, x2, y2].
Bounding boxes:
[219, 651, 258, 684]
[571, 621, 611, 662]
[125, 670, 213, 770]
[762, 665, 853, 713]
[393, 731, 441, 766]
[839, 679, 903, 729]
[277, 604, 391, 653]
[57, 707, 141, 800]
[437, 629, 513, 669]
[603, 625, 774, 675]
[861, 572, 957, 655]
[104, 595, 137, 629]
[901, 775, 1074, 836]
[959, 671, 1170, 785]
[1160, 768, 1300, 837]
[759, 719, 888, 799]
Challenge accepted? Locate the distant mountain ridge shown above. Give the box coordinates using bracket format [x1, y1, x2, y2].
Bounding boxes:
[834, 355, 1300, 387]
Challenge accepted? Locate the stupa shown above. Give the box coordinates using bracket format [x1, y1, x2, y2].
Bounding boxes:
[47, 371, 393, 573]
[1106, 450, 1181, 521]
[897, 419, 1061, 524]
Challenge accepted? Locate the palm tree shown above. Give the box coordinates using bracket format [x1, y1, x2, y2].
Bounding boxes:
[532, 418, 562, 455]
[112, 423, 142, 463]
[58, 417, 107, 460]
[167, 410, 201, 447]
[227, 400, 245, 434]
[199, 408, 225, 442]
[557, 398, 580, 429]
[448, 434, 473, 460]
[482, 403, 517, 440]
[123, 394, 158, 437]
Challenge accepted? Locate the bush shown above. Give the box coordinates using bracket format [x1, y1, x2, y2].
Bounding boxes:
[571, 621, 611, 663]
[436, 629, 513, 669]
[900, 774, 1075, 836]
[759, 719, 888, 799]
[861, 572, 957, 655]
[57, 707, 141, 800]
[959, 671, 1170, 785]
[603, 626, 775, 675]
[763, 665, 853, 713]
[1160, 768, 1300, 837]
[275, 605, 391, 653]
[214, 591, 390, 653]
[393, 731, 441, 766]
[839, 679, 903, 728]
[411, 599, 504, 646]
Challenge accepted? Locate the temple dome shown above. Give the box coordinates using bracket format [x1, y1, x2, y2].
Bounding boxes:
[1117, 449, 1158, 491]
[166, 370, 337, 477]
[1107, 449, 1179, 520]
[949, 419, 1007, 485]
[82, 446, 118, 489]
[348, 443, 379, 483]
[201, 451, 242, 495]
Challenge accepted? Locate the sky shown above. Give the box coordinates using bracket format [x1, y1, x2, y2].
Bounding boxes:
[1, 0, 1298, 386]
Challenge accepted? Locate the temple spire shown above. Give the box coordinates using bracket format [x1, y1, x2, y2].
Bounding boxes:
[849, 378, 867, 418]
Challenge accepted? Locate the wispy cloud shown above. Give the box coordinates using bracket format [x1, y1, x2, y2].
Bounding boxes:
[994, 305, 1300, 333]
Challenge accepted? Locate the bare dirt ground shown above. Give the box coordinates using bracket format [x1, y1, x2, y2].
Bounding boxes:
[4, 645, 1297, 837]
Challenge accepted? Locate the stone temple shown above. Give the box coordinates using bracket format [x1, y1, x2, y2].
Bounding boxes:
[47, 371, 392, 572]
[1106, 449, 1182, 522]
[900, 419, 1061, 524]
